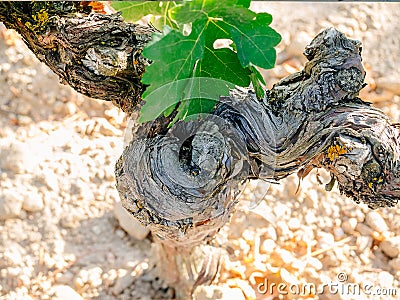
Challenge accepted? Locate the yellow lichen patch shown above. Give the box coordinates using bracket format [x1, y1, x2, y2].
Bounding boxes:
[25, 9, 49, 32]
[368, 176, 384, 190]
[327, 144, 350, 161]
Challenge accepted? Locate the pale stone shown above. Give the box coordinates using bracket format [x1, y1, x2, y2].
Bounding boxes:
[260, 239, 276, 254]
[112, 273, 135, 295]
[355, 223, 374, 236]
[193, 285, 245, 300]
[307, 257, 323, 270]
[3, 242, 25, 266]
[389, 258, 400, 271]
[49, 285, 83, 300]
[341, 218, 357, 234]
[378, 271, 394, 287]
[265, 226, 277, 241]
[113, 202, 149, 240]
[87, 266, 103, 288]
[380, 237, 400, 258]
[288, 218, 301, 230]
[22, 193, 44, 212]
[285, 31, 313, 58]
[276, 221, 293, 239]
[0, 141, 27, 173]
[356, 236, 373, 252]
[65, 102, 77, 115]
[70, 179, 94, 201]
[0, 190, 23, 220]
[96, 118, 122, 136]
[43, 171, 59, 192]
[55, 271, 74, 285]
[376, 77, 400, 95]
[317, 231, 335, 248]
[365, 211, 389, 233]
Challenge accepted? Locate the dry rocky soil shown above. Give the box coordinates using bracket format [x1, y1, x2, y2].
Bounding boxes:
[1, 2, 400, 300]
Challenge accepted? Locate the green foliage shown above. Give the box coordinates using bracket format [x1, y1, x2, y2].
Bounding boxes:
[111, 1, 177, 28]
[112, 0, 281, 125]
[139, 78, 233, 123]
[141, 22, 205, 96]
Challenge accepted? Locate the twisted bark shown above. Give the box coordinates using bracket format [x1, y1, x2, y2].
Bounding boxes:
[2, 2, 400, 298]
[0, 1, 154, 114]
[115, 28, 400, 297]
[117, 28, 400, 249]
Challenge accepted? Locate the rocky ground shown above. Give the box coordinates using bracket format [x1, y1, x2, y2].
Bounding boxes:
[1, 2, 400, 300]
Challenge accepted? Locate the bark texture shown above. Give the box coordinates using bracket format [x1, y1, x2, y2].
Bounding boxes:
[0, 1, 154, 114]
[117, 28, 400, 250]
[115, 28, 400, 297]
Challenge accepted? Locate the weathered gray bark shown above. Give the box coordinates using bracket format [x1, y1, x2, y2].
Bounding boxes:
[115, 28, 400, 297]
[0, 1, 154, 114]
[117, 28, 400, 245]
[2, 2, 400, 299]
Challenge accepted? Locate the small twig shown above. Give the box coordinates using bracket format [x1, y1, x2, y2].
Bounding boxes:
[301, 236, 353, 259]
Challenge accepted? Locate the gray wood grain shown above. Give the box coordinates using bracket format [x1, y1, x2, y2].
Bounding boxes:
[117, 28, 400, 247]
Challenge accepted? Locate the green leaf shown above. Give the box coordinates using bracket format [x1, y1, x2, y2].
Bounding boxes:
[140, 20, 208, 122]
[141, 20, 206, 97]
[170, 0, 240, 25]
[255, 13, 273, 26]
[197, 47, 251, 87]
[170, 77, 233, 125]
[199, 20, 249, 87]
[111, 1, 164, 22]
[149, 14, 177, 31]
[236, 0, 251, 8]
[217, 7, 281, 69]
[171, 98, 217, 125]
[249, 65, 266, 85]
[137, 0, 281, 124]
[139, 77, 233, 123]
[169, 4, 203, 25]
[204, 19, 230, 46]
[249, 66, 266, 99]
[111, 1, 178, 30]
[139, 80, 184, 123]
[143, 26, 172, 50]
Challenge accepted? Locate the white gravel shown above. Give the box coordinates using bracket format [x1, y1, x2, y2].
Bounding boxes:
[1, 2, 400, 300]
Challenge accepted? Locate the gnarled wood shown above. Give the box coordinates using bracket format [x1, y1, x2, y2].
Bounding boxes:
[116, 28, 400, 297]
[117, 28, 400, 247]
[0, 1, 153, 114]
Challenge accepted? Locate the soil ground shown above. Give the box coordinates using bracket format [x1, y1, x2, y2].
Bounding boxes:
[1, 2, 400, 300]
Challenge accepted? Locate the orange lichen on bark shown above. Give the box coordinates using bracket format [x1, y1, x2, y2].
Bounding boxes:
[327, 144, 349, 161]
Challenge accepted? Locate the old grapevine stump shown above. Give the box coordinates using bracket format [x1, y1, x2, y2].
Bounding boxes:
[115, 28, 400, 298]
[2, 3, 400, 299]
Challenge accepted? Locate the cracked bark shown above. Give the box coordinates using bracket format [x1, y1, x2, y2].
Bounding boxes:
[2, 2, 400, 299]
[115, 28, 400, 298]
[0, 1, 154, 114]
